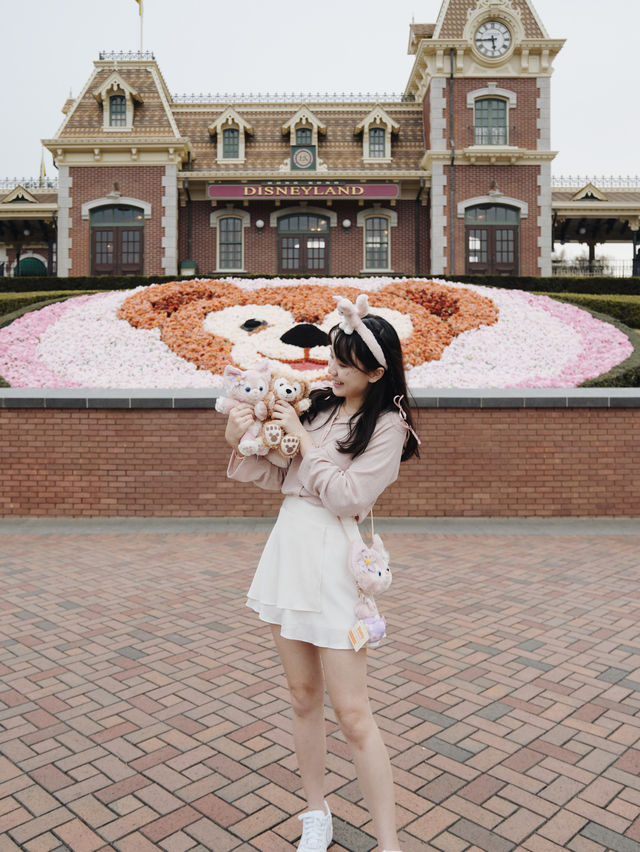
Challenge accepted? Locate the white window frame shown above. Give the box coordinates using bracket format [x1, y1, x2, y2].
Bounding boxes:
[356, 208, 398, 273]
[208, 109, 253, 164]
[467, 84, 517, 147]
[93, 72, 142, 133]
[356, 107, 399, 163]
[210, 208, 250, 272]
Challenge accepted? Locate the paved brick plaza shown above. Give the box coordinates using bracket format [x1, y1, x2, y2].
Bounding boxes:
[1, 520, 640, 851]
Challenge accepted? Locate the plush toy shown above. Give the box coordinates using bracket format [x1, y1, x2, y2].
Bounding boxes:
[354, 593, 387, 646]
[262, 371, 312, 465]
[215, 361, 271, 457]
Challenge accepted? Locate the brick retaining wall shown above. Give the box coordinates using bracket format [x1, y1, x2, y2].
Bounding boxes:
[1, 391, 639, 517]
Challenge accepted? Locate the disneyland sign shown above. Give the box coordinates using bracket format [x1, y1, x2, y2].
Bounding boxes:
[207, 183, 400, 200]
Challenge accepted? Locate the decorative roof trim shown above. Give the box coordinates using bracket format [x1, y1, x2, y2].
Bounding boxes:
[207, 107, 254, 136]
[354, 105, 400, 135]
[92, 71, 143, 104]
[281, 106, 327, 135]
[571, 182, 609, 202]
[1, 185, 38, 204]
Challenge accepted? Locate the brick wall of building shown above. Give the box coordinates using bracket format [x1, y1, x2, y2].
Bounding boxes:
[444, 163, 541, 275]
[68, 166, 167, 276]
[178, 200, 429, 278]
[1, 408, 637, 517]
[452, 77, 540, 150]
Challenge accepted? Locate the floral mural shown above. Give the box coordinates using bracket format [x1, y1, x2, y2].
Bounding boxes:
[0, 278, 633, 389]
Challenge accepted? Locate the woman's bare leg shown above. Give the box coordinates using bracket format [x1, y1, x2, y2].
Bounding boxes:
[270, 626, 327, 811]
[320, 646, 399, 851]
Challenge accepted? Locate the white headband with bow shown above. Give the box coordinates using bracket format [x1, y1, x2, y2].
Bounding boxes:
[335, 294, 388, 369]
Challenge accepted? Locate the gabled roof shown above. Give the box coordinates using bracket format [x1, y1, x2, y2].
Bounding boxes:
[354, 106, 400, 135]
[55, 61, 181, 141]
[92, 71, 143, 104]
[1, 185, 38, 204]
[433, 0, 547, 40]
[208, 107, 254, 136]
[281, 106, 327, 136]
[408, 22, 436, 54]
[571, 182, 608, 202]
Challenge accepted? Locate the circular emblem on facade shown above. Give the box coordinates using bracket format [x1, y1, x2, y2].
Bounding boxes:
[292, 147, 314, 169]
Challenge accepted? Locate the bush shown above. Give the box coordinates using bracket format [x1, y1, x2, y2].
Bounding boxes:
[443, 274, 640, 296]
[0, 291, 100, 318]
[3, 272, 639, 296]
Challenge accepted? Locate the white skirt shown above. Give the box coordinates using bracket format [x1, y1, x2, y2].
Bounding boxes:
[247, 495, 359, 650]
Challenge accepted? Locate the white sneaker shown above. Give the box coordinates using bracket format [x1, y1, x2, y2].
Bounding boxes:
[297, 800, 332, 851]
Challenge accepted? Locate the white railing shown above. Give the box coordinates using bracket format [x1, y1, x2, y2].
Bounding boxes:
[99, 51, 155, 61]
[172, 91, 408, 104]
[553, 175, 640, 189]
[0, 177, 58, 191]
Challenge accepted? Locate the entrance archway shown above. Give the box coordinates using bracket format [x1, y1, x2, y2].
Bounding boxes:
[277, 213, 330, 274]
[464, 203, 520, 275]
[90, 204, 144, 275]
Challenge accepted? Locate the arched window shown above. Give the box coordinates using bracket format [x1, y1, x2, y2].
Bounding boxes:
[368, 128, 386, 159]
[296, 127, 312, 145]
[109, 95, 127, 127]
[464, 204, 519, 274]
[474, 97, 508, 145]
[90, 204, 144, 274]
[218, 216, 243, 269]
[364, 217, 390, 269]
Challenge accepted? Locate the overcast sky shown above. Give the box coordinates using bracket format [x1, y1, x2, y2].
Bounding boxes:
[1, 0, 638, 181]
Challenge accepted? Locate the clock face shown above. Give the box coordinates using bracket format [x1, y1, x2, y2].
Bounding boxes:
[474, 20, 512, 58]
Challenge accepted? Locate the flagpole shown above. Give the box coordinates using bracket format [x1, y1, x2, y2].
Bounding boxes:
[140, 0, 144, 53]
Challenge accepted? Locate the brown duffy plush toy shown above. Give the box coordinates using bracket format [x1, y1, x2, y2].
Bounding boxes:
[262, 371, 312, 466]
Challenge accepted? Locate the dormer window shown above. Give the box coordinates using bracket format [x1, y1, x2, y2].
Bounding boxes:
[368, 128, 386, 158]
[281, 108, 327, 172]
[93, 72, 143, 132]
[208, 108, 253, 164]
[109, 95, 127, 127]
[223, 128, 240, 159]
[355, 107, 399, 162]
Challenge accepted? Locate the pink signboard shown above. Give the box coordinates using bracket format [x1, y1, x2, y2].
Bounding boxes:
[207, 183, 400, 200]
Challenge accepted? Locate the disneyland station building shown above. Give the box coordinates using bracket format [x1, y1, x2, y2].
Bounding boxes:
[2, 0, 640, 279]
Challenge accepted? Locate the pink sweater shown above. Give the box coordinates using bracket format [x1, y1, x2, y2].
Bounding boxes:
[227, 408, 406, 520]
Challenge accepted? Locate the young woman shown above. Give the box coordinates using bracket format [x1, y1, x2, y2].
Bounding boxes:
[223, 294, 419, 852]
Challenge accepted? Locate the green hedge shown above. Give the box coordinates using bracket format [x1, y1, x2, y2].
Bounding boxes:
[0, 291, 100, 318]
[3, 272, 639, 296]
[539, 293, 640, 330]
[442, 274, 640, 296]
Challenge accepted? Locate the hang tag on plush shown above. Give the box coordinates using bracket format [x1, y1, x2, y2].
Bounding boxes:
[348, 620, 369, 652]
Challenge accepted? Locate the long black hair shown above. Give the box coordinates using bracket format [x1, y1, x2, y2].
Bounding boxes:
[302, 313, 419, 461]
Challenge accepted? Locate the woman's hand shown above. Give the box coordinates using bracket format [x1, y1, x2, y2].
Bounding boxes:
[270, 401, 304, 437]
[271, 401, 315, 457]
[225, 404, 254, 450]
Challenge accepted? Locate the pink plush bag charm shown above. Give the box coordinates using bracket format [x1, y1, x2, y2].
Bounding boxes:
[340, 514, 391, 650]
[348, 522, 392, 596]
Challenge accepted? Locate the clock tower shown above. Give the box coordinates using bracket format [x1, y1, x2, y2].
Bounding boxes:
[406, 0, 564, 276]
